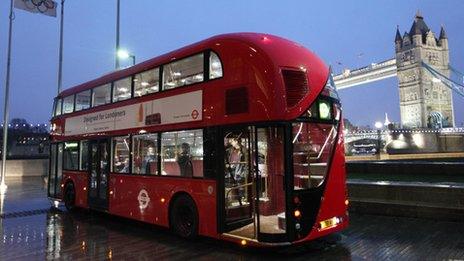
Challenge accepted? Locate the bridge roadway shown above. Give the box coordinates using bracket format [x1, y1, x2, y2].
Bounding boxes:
[1, 177, 463, 260]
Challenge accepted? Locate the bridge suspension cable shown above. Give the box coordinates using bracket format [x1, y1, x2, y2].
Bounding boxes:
[449, 64, 464, 84]
[421, 62, 464, 97]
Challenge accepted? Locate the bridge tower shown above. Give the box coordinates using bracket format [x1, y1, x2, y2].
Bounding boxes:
[395, 11, 454, 128]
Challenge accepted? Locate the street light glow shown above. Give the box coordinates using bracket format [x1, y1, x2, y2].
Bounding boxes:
[117, 49, 130, 59]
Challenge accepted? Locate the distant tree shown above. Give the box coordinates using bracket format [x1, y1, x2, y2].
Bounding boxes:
[10, 118, 31, 132]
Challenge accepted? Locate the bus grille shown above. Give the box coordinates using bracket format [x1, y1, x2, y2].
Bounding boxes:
[282, 70, 308, 108]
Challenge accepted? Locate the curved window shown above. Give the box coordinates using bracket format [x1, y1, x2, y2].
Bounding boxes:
[209, 51, 223, 79]
[292, 122, 337, 190]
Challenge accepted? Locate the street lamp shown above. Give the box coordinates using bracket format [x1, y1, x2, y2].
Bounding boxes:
[117, 49, 135, 67]
[374, 121, 383, 156]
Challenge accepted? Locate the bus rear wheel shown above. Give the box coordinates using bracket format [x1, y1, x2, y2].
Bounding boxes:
[64, 183, 76, 211]
[170, 195, 198, 239]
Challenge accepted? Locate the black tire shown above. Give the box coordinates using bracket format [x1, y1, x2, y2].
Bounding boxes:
[170, 195, 199, 239]
[64, 183, 76, 211]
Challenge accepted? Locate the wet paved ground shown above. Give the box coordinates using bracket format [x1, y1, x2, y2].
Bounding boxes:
[1, 177, 464, 260]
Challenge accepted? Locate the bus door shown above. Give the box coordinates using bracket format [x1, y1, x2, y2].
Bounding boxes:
[220, 127, 257, 238]
[219, 126, 288, 242]
[48, 143, 63, 199]
[88, 139, 109, 210]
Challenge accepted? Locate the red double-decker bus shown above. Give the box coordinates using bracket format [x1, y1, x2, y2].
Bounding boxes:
[48, 33, 348, 246]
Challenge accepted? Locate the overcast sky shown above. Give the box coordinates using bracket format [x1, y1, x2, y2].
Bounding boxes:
[0, 0, 463, 127]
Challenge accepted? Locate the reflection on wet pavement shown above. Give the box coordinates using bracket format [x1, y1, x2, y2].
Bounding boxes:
[1, 178, 464, 260]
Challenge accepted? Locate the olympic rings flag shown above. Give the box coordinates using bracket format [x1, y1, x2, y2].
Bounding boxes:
[14, 0, 57, 17]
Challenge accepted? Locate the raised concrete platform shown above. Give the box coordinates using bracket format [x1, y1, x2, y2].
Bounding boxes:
[348, 180, 464, 222]
[0, 159, 47, 177]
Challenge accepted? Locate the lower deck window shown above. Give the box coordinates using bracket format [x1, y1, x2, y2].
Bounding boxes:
[63, 142, 79, 170]
[113, 136, 130, 173]
[132, 134, 158, 175]
[161, 129, 203, 177]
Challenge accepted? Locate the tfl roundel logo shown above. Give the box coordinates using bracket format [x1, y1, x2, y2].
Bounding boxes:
[137, 189, 150, 210]
[191, 110, 199, 120]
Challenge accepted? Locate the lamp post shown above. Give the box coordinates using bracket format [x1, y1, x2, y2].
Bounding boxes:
[115, 0, 120, 69]
[374, 121, 383, 157]
[0, 0, 14, 194]
[117, 49, 135, 67]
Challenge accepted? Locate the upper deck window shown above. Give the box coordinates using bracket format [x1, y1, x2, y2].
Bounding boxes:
[163, 53, 204, 90]
[62, 95, 75, 114]
[134, 67, 159, 97]
[113, 77, 132, 102]
[75, 90, 91, 111]
[54, 98, 62, 116]
[92, 84, 111, 107]
[209, 52, 223, 79]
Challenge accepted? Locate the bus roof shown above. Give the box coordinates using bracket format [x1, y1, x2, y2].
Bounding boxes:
[58, 32, 327, 98]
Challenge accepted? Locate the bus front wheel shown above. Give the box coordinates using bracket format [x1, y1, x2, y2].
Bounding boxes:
[170, 195, 198, 238]
[64, 183, 76, 211]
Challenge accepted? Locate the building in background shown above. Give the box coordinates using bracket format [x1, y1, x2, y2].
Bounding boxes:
[395, 12, 454, 128]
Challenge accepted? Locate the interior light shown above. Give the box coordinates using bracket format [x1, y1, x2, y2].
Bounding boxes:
[345, 199, 349, 206]
[294, 210, 301, 218]
[241, 239, 247, 246]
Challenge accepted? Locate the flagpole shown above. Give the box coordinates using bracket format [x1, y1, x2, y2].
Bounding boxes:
[1, 0, 15, 194]
[57, 0, 65, 95]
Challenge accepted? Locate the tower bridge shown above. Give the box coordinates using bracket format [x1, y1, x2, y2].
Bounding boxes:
[333, 12, 463, 129]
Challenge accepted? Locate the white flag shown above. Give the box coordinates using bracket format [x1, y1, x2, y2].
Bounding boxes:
[14, 0, 57, 17]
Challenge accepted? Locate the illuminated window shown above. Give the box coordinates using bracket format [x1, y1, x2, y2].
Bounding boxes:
[134, 68, 159, 97]
[63, 141, 79, 170]
[163, 53, 204, 90]
[113, 136, 130, 173]
[92, 84, 111, 107]
[62, 95, 75, 114]
[54, 98, 62, 116]
[209, 52, 223, 79]
[161, 129, 203, 177]
[132, 134, 158, 175]
[80, 140, 89, 171]
[292, 122, 337, 189]
[113, 77, 132, 102]
[75, 90, 91, 111]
